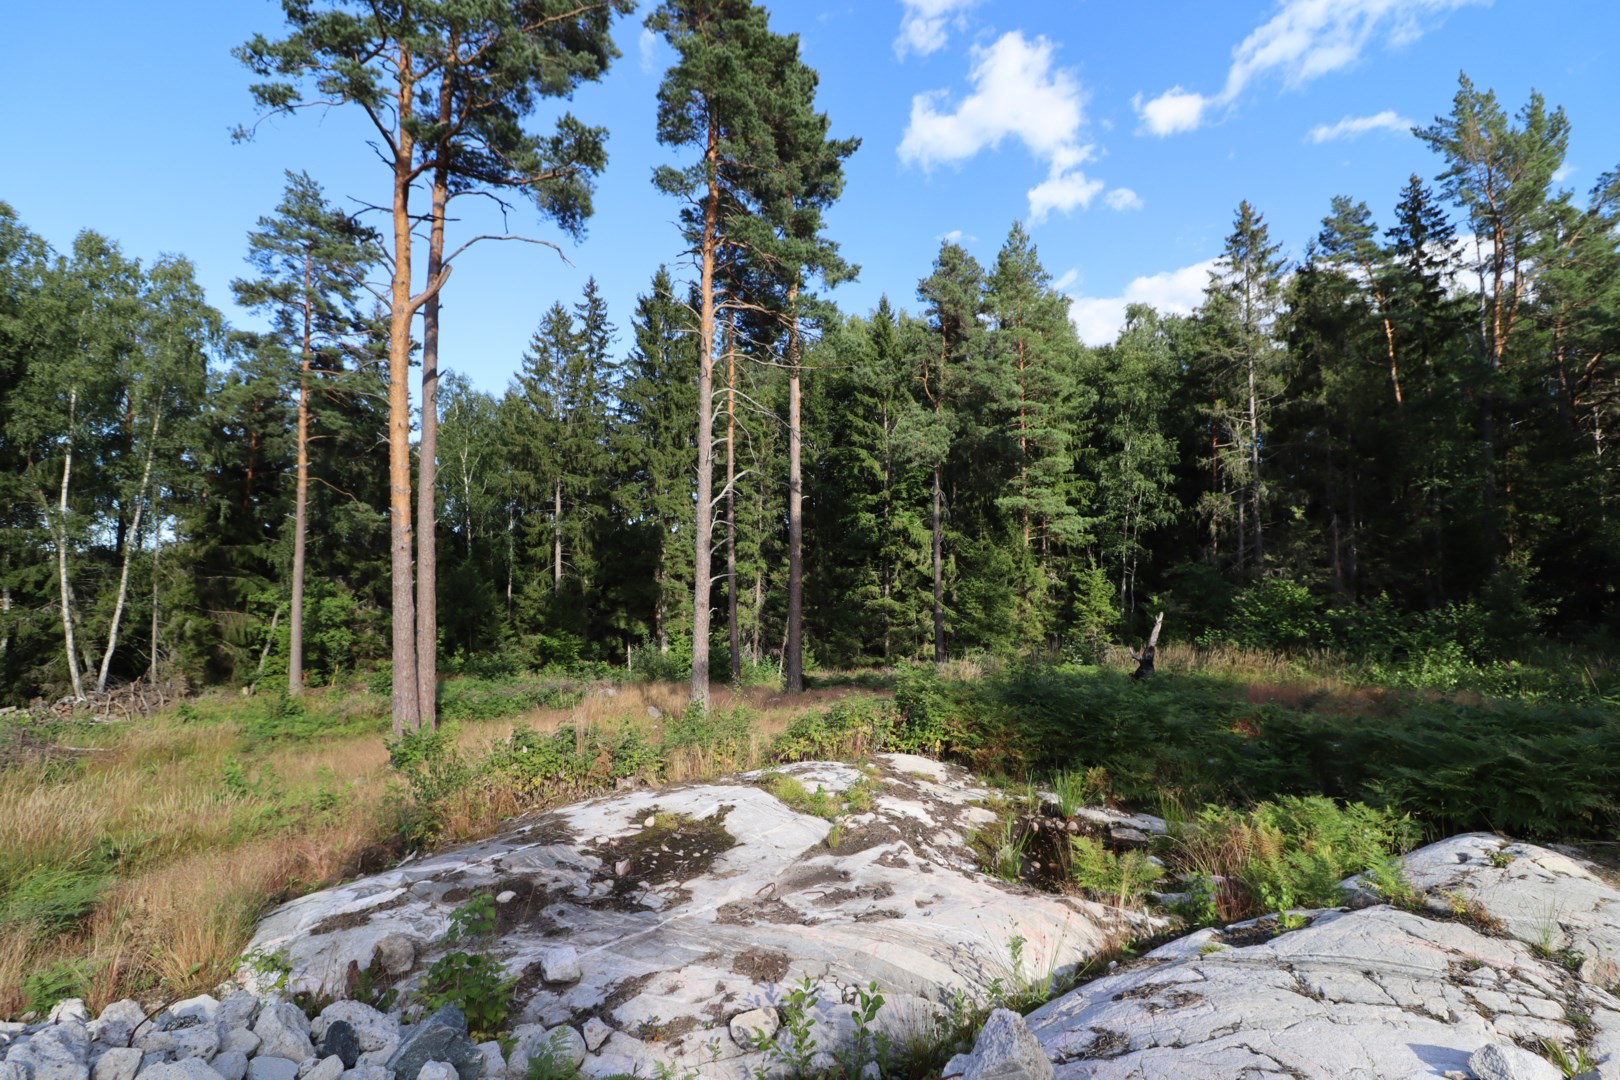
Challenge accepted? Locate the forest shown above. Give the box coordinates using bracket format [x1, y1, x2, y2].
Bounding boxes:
[2, 0, 1619, 720]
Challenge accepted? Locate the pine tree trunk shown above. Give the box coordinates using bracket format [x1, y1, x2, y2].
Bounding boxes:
[56, 388, 84, 701]
[785, 291, 804, 694]
[290, 253, 313, 697]
[726, 325, 740, 683]
[416, 153, 449, 731]
[931, 464, 945, 664]
[98, 410, 160, 692]
[690, 111, 719, 709]
[388, 49, 422, 735]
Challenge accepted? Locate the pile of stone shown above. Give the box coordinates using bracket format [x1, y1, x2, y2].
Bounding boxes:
[0, 996, 592, 1080]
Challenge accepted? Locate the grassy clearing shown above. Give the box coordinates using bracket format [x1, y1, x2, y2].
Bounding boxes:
[6, 644, 1615, 1020]
[0, 678, 866, 1016]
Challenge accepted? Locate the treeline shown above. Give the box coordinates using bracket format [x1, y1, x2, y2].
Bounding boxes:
[3, 59, 1619, 706]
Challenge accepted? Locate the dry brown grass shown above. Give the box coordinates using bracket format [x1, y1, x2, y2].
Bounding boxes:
[0, 678, 864, 1015]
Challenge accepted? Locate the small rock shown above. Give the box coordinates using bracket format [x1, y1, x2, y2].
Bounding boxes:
[494, 891, 516, 905]
[211, 1052, 249, 1080]
[96, 1003, 145, 1036]
[215, 995, 261, 1034]
[317, 1024, 360, 1071]
[371, 937, 417, 978]
[1468, 1043, 1563, 1080]
[1107, 826, 1150, 848]
[219, 1031, 260, 1058]
[471, 1044, 503, 1080]
[302, 1057, 344, 1080]
[414, 1065, 455, 1080]
[642, 816, 655, 828]
[383, 1008, 477, 1080]
[138, 1062, 226, 1080]
[727, 1009, 778, 1049]
[338, 1068, 391, 1080]
[246, 1059, 299, 1080]
[645, 706, 662, 719]
[579, 1021, 610, 1055]
[134, 1028, 219, 1062]
[536, 947, 580, 985]
[312, 1006, 393, 1056]
[168, 999, 221, 1027]
[253, 1006, 314, 1065]
[50, 1002, 92, 1026]
[91, 1048, 143, 1080]
[942, 1053, 973, 1078]
[958, 1009, 1052, 1080]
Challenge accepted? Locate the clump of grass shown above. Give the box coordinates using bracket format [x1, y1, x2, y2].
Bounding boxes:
[1050, 766, 1109, 815]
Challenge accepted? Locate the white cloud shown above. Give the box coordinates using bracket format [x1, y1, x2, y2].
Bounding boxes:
[1104, 187, 1144, 211]
[1136, 87, 1209, 137]
[894, 0, 980, 58]
[1307, 109, 1413, 142]
[638, 28, 660, 75]
[899, 31, 1104, 223]
[1065, 258, 1219, 345]
[1052, 268, 1080, 292]
[1553, 163, 1576, 184]
[1136, 0, 1485, 136]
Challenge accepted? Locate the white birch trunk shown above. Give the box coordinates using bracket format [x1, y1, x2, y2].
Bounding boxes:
[98, 411, 160, 692]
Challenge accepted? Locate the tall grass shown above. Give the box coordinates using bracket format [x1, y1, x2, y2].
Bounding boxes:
[0, 677, 851, 1016]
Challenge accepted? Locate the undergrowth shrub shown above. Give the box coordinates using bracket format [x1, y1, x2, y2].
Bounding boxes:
[1069, 837, 1161, 907]
[417, 895, 511, 1042]
[1165, 796, 1416, 923]
[903, 667, 1620, 840]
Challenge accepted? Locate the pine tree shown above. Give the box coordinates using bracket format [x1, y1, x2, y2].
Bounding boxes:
[231, 170, 376, 696]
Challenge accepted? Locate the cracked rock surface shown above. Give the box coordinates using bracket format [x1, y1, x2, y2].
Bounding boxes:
[1026, 836, 1620, 1079]
[244, 755, 1152, 1080]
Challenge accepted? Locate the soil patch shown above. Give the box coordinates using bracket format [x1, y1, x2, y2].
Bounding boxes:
[729, 949, 792, 984]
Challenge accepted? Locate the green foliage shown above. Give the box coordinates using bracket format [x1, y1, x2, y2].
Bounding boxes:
[904, 666, 1620, 840]
[386, 728, 472, 848]
[437, 678, 587, 724]
[770, 697, 902, 762]
[969, 813, 1028, 884]
[1165, 796, 1417, 922]
[22, 957, 97, 1012]
[750, 976, 822, 1080]
[417, 895, 512, 1043]
[1068, 837, 1161, 907]
[0, 859, 111, 937]
[1049, 766, 1109, 816]
[1209, 578, 1325, 651]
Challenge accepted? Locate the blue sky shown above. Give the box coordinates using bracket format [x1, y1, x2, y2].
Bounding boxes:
[4, 0, 1618, 394]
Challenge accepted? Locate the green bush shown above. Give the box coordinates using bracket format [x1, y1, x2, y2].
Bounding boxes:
[417, 895, 512, 1042]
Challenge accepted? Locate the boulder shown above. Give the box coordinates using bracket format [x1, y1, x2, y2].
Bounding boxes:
[371, 938, 417, 978]
[301, 1057, 343, 1080]
[48, 1003, 90, 1027]
[89, 1048, 142, 1080]
[218, 1032, 259, 1059]
[1468, 1043, 1565, 1080]
[245, 1059, 298, 1080]
[137, 1062, 225, 1080]
[413, 1065, 455, 1080]
[251, 1008, 313, 1066]
[337, 1068, 391, 1080]
[1028, 836, 1620, 1079]
[133, 1028, 218, 1062]
[311, 1006, 392, 1056]
[316, 1025, 359, 1071]
[382, 1008, 478, 1080]
[954, 1010, 1052, 1080]
[210, 1052, 249, 1080]
[245, 755, 1154, 1080]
